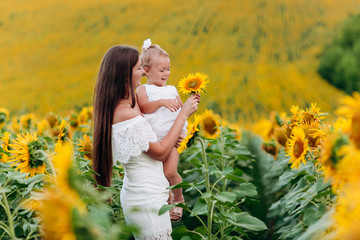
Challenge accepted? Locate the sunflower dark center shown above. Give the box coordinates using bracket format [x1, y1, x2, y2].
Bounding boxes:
[303, 113, 315, 125]
[187, 80, 199, 89]
[47, 115, 58, 128]
[293, 139, 304, 158]
[83, 142, 92, 152]
[203, 118, 217, 135]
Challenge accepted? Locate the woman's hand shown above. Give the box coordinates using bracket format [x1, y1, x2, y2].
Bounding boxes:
[180, 94, 200, 118]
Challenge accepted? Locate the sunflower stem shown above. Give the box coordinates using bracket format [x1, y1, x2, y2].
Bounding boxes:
[46, 157, 57, 177]
[199, 137, 212, 240]
[219, 129, 227, 240]
[0, 190, 17, 239]
[185, 208, 207, 230]
[219, 129, 227, 192]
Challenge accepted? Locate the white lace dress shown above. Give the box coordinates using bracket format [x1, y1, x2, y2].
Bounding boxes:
[142, 84, 187, 141]
[112, 115, 172, 240]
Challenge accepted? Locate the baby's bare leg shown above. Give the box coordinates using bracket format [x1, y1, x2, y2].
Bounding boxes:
[164, 147, 183, 203]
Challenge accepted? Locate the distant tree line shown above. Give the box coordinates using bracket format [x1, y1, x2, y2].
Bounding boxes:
[318, 14, 360, 94]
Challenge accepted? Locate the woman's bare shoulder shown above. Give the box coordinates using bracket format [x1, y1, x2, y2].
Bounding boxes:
[112, 105, 141, 125]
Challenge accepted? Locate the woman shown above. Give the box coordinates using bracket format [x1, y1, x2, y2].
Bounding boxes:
[92, 45, 200, 239]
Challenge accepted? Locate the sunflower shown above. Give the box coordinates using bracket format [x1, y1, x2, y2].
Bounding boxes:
[262, 140, 278, 159]
[199, 109, 221, 139]
[23, 190, 78, 240]
[77, 107, 91, 126]
[335, 93, 360, 149]
[30, 190, 78, 240]
[88, 106, 93, 120]
[9, 132, 47, 177]
[76, 107, 92, 132]
[178, 72, 209, 95]
[76, 133, 93, 161]
[319, 133, 349, 190]
[350, 109, 360, 149]
[57, 120, 70, 143]
[1, 132, 11, 152]
[253, 119, 273, 142]
[336, 144, 360, 185]
[0, 108, 9, 129]
[0, 132, 11, 163]
[20, 113, 35, 130]
[69, 113, 78, 132]
[0, 132, 10, 163]
[298, 103, 325, 128]
[290, 105, 300, 115]
[305, 127, 326, 148]
[37, 119, 50, 136]
[11, 117, 20, 132]
[46, 113, 59, 128]
[332, 181, 360, 240]
[274, 126, 287, 147]
[335, 92, 360, 118]
[333, 117, 351, 134]
[178, 115, 201, 153]
[24, 144, 85, 240]
[177, 133, 193, 154]
[52, 143, 81, 197]
[285, 127, 309, 169]
[0, 153, 9, 163]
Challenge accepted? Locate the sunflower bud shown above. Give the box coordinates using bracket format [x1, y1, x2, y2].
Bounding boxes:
[274, 127, 287, 147]
[262, 141, 278, 159]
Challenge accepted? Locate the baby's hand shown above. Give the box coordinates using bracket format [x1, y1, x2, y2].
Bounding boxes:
[163, 99, 181, 112]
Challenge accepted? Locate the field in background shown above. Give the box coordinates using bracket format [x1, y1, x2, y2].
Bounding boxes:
[1, 0, 360, 124]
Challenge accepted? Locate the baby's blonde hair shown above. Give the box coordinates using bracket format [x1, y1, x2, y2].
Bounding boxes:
[140, 44, 169, 68]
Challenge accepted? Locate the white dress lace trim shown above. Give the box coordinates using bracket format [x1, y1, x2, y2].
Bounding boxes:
[112, 115, 157, 165]
[136, 229, 172, 240]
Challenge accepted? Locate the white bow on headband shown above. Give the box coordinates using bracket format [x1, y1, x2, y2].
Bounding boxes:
[142, 39, 152, 50]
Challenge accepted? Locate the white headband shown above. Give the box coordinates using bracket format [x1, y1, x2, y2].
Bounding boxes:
[142, 38, 152, 50]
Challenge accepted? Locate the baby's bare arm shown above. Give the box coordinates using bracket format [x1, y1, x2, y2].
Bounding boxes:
[137, 86, 181, 113]
[137, 86, 164, 114]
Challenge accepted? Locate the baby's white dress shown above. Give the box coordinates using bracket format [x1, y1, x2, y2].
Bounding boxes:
[142, 84, 187, 141]
[112, 115, 172, 240]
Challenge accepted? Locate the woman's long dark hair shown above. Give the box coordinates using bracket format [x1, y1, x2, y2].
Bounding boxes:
[93, 45, 139, 187]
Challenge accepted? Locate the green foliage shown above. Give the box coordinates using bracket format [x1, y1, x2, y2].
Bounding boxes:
[168, 128, 267, 240]
[318, 14, 360, 94]
[0, 130, 131, 239]
[0, 114, 340, 239]
[245, 134, 336, 240]
[0, 166, 44, 239]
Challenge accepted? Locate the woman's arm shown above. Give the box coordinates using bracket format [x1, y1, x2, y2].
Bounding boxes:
[137, 86, 181, 113]
[146, 94, 200, 161]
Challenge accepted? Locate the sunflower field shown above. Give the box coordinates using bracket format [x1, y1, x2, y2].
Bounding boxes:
[1, 92, 360, 239]
[2, 0, 360, 123]
[2, 0, 360, 239]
